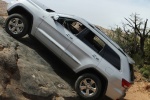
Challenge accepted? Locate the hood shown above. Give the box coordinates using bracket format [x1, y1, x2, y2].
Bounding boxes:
[28, 0, 55, 12]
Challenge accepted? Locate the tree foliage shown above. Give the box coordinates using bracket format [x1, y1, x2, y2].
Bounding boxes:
[123, 13, 150, 57]
[145, 37, 150, 64]
[111, 13, 150, 65]
[110, 13, 150, 79]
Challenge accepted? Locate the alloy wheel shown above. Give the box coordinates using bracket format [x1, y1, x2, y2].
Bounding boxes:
[8, 18, 24, 34]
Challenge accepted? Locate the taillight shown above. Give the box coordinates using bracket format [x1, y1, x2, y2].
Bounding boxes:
[122, 79, 131, 88]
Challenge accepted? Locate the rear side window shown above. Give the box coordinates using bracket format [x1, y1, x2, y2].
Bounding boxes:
[79, 31, 105, 53]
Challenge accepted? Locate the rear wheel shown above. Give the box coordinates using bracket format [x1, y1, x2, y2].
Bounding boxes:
[75, 73, 102, 100]
[5, 14, 28, 39]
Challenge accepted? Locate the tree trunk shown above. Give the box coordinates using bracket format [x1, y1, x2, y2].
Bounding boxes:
[140, 37, 145, 57]
[134, 33, 137, 53]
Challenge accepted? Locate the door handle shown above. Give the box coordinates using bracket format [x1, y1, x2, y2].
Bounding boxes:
[92, 55, 99, 61]
[92, 55, 96, 58]
[66, 34, 69, 37]
[70, 36, 73, 39]
[66, 34, 73, 40]
[96, 58, 99, 61]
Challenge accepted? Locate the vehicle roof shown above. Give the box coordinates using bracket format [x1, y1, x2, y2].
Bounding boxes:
[55, 12, 90, 24]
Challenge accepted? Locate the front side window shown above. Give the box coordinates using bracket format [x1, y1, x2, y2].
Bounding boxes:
[57, 17, 85, 35]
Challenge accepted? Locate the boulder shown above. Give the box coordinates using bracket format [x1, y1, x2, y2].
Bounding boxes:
[0, 26, 79, 100]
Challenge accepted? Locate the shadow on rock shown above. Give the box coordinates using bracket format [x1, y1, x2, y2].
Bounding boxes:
[22, 91, 82, 100]
[17, 36, 76, 88]
[15, 36, 113, 100]
[22, 92, 53, 100]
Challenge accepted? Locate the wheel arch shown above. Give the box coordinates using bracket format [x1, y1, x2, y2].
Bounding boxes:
[8, 6, 33, 33]
[76, 68, 108, 98]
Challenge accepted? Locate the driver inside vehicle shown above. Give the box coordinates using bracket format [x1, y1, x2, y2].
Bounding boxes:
[71, 22, 86, 36]
[58, 18, 85, 35]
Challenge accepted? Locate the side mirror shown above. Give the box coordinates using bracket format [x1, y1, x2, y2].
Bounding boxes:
[52, 15, 59, 21]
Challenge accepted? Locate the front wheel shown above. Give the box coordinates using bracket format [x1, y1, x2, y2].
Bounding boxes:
[75, 73, 102, 100]
[5, 14, 28, 39]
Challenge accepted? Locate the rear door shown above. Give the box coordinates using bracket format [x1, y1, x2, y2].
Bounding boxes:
[61, 22, 105, 71]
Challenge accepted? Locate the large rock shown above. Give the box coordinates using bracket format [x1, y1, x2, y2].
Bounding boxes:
[0, 0, 7, 16]
[0, 16, 5, 25]
[0, 26, 79, 100]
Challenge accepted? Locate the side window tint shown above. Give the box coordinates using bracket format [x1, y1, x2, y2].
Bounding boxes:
[81, 31, 105, 53]
[57, 17, 105, 54]
[103, 45, 120, 70]
[57, 17, 85, 35]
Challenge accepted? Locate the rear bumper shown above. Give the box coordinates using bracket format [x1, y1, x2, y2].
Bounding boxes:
[106, 83, 127, 100]
[119, 92, 126, 99]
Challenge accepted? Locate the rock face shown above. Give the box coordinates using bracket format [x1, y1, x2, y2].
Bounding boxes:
[0, 26, 79, 100]
[0, 16, 5, 25]
[0, 1, 7, 16]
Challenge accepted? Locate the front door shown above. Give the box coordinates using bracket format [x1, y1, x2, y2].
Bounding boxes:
[35, 15, 73, 57]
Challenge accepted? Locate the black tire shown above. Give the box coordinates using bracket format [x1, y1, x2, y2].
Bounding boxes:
[5, 14, 28, 39]
[75, 73, 102, 100]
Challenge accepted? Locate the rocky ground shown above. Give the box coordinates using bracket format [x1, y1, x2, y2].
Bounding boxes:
[0, 18, 80, 100]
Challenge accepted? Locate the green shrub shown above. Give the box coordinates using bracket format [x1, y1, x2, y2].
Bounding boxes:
[140, 67, 146, 73]
[132, 54, 144, 67]
[142, 70, 150, 78]
[145, 65, 150, 71]
[139, 65, 150, 79]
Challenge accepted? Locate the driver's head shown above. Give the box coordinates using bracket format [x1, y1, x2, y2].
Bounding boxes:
[72, 22, 84, 32]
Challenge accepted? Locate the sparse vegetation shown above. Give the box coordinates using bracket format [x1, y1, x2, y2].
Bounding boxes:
[110, 13, 150, 79]
[139, 65, 150, 79]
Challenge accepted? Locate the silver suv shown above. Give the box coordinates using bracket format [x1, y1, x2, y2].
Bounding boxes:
[5, 0, 134, 99]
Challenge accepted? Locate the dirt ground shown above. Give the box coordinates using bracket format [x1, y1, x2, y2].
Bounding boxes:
[124, 72, 150, 100]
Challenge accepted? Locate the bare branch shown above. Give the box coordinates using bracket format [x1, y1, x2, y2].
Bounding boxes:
[129, 18, 135, 24]
[122, 24, 130, 35]
[146, 30, 150, 36]
[126, 24, 134, 28]
[143, 19, 148, 36]
[134, 14, 142, 35]
[125, 18, 134, 28]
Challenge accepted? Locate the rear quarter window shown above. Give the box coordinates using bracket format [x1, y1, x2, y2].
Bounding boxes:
[102, 45, 121, 70]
